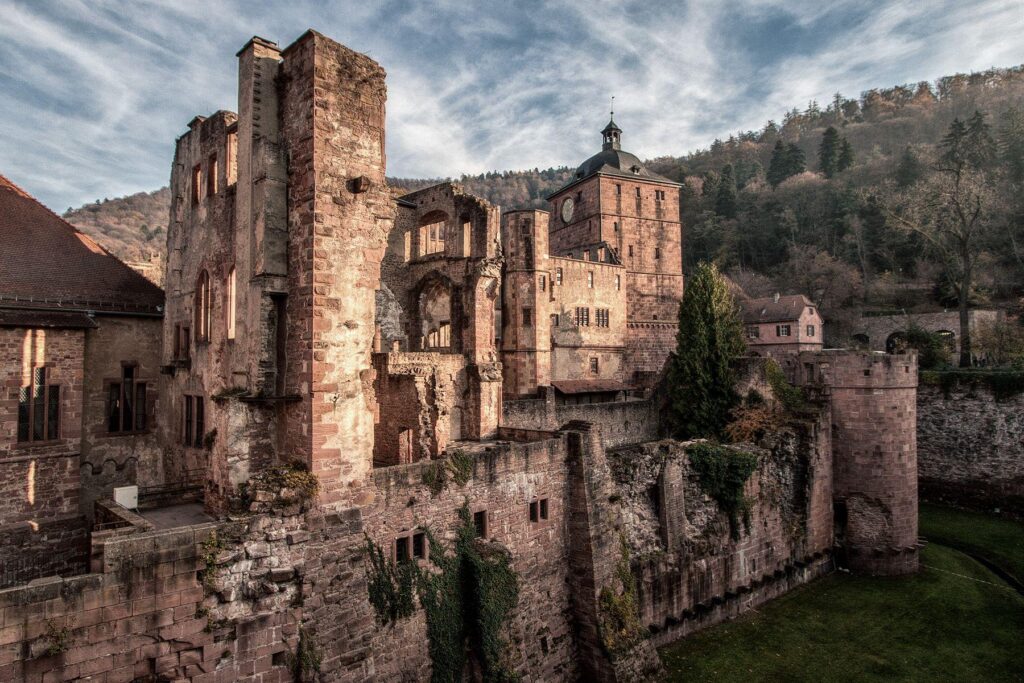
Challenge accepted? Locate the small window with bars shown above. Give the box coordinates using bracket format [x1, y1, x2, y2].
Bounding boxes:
[575, 307, 590, 327]
[596, 309, 610, 327]
[17, 366, 60, 443]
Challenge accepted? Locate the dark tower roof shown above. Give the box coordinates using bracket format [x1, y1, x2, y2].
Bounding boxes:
[548, 116, 678, 198]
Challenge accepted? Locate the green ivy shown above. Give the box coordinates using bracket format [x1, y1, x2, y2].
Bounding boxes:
[686, 443, 759, 540]
[419, 506, 521, 683]
[289, 627, 323, 682]
[765, 360, 809, 414]
[421, 449, 475, 496]
[364, 535, 417, 625]
[597, 537, 646, 660]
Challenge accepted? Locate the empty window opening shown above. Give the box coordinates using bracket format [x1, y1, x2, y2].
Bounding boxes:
[195, 270, 211, 341]
[226, 267, 236, 340]
[272, 294, 288, 395]
[207, 154, 218, 196]
[18, 366, 59, 443]
[655, 247, 661, 260]
[183, 395, 204, 448]
[590, 357, 599, 374]
[616, 274, 621, 290]
[530, 498, 550, 523]
[522, 307, 532, 327]
[473, 510, 488, 538]
[587, 271, 594, 288]
[108, 364, 147, 434]
[395, 536, 411, 562]
[413, 532, 427, 559]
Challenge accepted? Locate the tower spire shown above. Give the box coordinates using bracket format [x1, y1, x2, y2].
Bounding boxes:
[601, 99, 622, 151]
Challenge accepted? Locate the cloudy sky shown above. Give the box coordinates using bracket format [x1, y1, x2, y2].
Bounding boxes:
[1, 0, 1023, 211]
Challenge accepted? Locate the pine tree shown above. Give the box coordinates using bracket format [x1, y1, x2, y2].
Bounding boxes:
[785, 143, 806, 176]
[767, 139, 788, 188]
[818, 126, 840, 177]
[837, 137, 854, 171]
[715, 164, 738, 218]
[666, 262, 746, 439]
[965, 110, 995, 168]
[998, 107, 1024, 183]
[939, 117, 968, 172]
[895, 146, 923, 187]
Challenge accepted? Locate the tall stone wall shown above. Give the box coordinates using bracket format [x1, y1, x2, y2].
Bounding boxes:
[917, 380, 1024, 514]
[611, 414, 835, 645]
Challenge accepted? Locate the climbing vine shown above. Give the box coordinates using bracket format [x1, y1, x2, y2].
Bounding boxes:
[765, 360, 809, 414]
[421, 449, 475, 496]
[686, 442, 759, 540]
[289, 627, 323, 682]
[242, 461, 320, 509]
[364, 535, 417, 625]
[597, 536, 646, 660]
[419, 506, 520, 682]
[920, 369, 1024, 401]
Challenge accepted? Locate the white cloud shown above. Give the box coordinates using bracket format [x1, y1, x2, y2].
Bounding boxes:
[0, 0, 1021, 210]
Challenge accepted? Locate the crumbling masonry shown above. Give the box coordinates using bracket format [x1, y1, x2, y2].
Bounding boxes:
[0, 30, 918, 682]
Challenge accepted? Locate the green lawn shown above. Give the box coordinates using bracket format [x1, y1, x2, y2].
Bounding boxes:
[919, 503, 1024, 584]
[659, 506, 1024, 682]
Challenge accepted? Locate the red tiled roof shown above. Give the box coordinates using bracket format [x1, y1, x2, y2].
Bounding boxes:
[551, 379, 632, 394]
[740, 295, 815, 324]
[0, 174, 164, 314]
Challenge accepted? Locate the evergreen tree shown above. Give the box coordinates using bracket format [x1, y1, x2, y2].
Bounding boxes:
[666, 262, 746, 439]
[837, 137, 854, 172]
[818, 126, 840, 177]
[939, 117, 969, 172]
[767, 139, 788, 187]
[965, 110, 996, 168]
[895, 146, 923, 187]
[785, 143, 806, 176]
[715, 164, 738, 218]
[998, 107, 1024, 183]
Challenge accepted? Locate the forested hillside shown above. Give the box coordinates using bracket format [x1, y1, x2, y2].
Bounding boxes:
[65, 66, 1024, 349]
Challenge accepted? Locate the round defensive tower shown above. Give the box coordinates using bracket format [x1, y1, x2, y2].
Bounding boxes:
[815, 350, 919, 575]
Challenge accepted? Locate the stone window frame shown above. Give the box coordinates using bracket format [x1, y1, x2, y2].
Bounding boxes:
[16, 364, 61, 445]
[105, 362, 149, 436]
[587, 271, 594, 288]
[195, 270, 212, 343]
[173, 323, 191, 361]
[555, 268, 563, 286]
[394, 529, 429, 563]
[206, 154, 218, 196]
[528, 495, 552, 528]
[574, 307, 590, 327]
[226, 266, 237, 341]
[182, 394, 205, 449]
[806, 324, 815, 337]
[522, 307, 532, 328]
[595, 308, 609, 328]
[472, 509, 489, 539]
[589, 357, 599, 374]
[539, 274, 546, 292]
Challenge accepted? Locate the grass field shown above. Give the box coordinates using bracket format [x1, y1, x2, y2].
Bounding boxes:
[659, 506, 1024, 682]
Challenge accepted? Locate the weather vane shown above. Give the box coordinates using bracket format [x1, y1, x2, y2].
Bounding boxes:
[610, 95, 615, 118]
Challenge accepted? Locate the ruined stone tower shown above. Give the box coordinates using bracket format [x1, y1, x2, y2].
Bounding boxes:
[800, 350, 919, 575]
[501, 209, 552, 396]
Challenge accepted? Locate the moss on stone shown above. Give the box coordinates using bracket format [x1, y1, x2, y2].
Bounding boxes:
[686, 442, 759, 540]
[598, 536, 647, 660]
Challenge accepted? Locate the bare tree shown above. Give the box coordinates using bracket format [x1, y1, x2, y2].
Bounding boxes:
[884, 115, 998, 367]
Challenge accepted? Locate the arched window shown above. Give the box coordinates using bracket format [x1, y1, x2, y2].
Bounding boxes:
[195, 270, 211, 341]
[226, 267, 236, 340]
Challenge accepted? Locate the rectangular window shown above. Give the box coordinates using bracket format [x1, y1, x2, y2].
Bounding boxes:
[746, 326, 760, 339]
[575, 307, 590, 327]
[587, 271, 594, 288]
[226, 268, 237, 340]
[777, 324, 792, 337]
[655, 247, 661, 260]
[635, 187, 641, 197]
[174, 324, 191, 360]
[539, 274, 546, 292]
[595, 309, 609, 327]
[613, 221, 619, 232]
[590, 357, 599, 374]
[18, 367, 60, 443]
[551, 314, 559, 328]
[108, 364, 147, 434]
[395, 536, 410, 562]
[628, 245, 634, 257]
[183, 395, 205, 448]
[473, 510, 488, 538]
[616, 184, 622, 195]
[615, 274, 621, 290]
[207, 154, 218, 196]
[806, 324, 815, 337]
[529, 498, 550, 524]
[413, 532, 427, 559]
[556, 268, 563, 285]
[522, 307, 532, 327]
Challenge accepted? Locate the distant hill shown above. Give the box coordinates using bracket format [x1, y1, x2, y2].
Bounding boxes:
[65, 66, 1024, 307]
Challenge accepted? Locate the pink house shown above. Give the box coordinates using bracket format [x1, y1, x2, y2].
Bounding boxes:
[741, 294, 823, 357]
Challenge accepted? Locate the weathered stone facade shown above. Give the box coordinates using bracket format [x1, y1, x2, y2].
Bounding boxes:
[0, 28, 922, 683]
[917, 380, 1024, 515]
